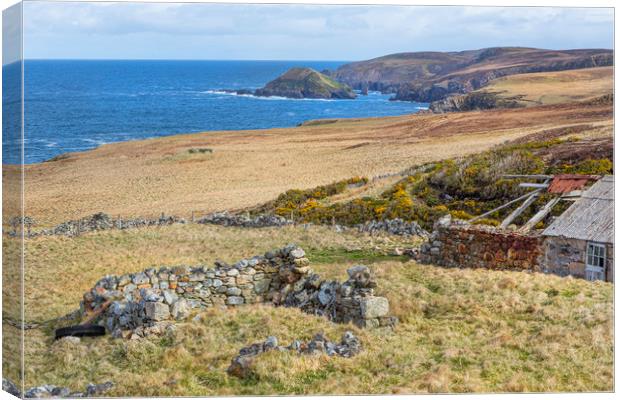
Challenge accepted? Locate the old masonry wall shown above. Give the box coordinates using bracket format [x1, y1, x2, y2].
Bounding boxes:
[81, 245, 396, 338]
[417, 218, 543, 272]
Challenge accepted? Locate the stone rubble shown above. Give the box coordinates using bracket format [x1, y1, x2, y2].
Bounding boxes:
[77, 245, 396, 338]
[3, 378, 113, 398]
[227, 331, 362, 378]
[196, 212, 292, 228]
[18, 212, 185, 238]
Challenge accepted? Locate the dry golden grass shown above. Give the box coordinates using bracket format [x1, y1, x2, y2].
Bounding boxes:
[1, 224, 612, 394]
[7, 224, 418, 322]
[478, 67, 613, 106]
[12, 255, 613, 395]
[5, 101, 611, 226]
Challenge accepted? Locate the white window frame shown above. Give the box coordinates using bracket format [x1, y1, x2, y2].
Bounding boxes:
[585, 242, 606, 281]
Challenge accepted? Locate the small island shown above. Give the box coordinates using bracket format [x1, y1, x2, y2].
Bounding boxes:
[224, 67, 357, 100]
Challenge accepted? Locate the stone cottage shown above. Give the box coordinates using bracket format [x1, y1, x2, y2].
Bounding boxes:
[542, 175, 614, 282]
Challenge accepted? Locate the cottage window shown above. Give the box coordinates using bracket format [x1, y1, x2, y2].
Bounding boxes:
[585, 243, 606, 281]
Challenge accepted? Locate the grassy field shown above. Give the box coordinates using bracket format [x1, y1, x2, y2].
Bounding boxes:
[474, 67, 613, 107]
[2, 72, 614, 395]
[4, 100, 612, 226]
[2, 224, 613, 395]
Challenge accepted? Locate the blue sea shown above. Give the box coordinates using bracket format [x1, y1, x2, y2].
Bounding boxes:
[3, 60, 427, 164]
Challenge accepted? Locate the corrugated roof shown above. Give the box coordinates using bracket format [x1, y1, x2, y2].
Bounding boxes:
[547, 174, 598, 194]
[542, 175, 614, 243]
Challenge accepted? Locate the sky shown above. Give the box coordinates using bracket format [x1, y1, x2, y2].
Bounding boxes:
[5, 2, 615, 63]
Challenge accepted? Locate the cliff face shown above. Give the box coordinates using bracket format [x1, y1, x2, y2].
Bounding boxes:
[429, 92, 523, 113]
[255, 67, 356, 99]
[330, 47, 613, 102]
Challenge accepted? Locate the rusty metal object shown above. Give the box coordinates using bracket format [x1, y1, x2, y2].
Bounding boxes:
[547, 174, 599, 194]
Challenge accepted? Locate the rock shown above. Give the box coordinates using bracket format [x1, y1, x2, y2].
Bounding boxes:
[355, 218, 429, 238]
[289, 247, 306, 259]
[227, 331, 363, 378]
[56, 336, 81, 346]
[3, 379, 21, 397]
[347, 265, 376, 288]
[434, 214, 452, 230]
[162, 290, 178, 305]
[226, 287, 242, 296]
[170, 299, 190, 320]
[263, 336, 278, 350]
[25, 385, 56, 398]
[131, 272, 150, 285]
[227, 269, 239, 277]
[227, 296, 244, 305]
[359, 297, 389, 319]
[227, 356, 255, 379]
[144, 302, 170, 321]
[318, 282, 337, 305]
[253, 279, 270, 294]
[197, 212, 292, 228]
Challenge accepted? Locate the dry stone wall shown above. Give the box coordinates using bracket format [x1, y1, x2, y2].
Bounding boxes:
[13, 212, 185, 238]
[81, 245, 396, 339]
[197, 212, 292, 228]
[417, 216, 543, 271]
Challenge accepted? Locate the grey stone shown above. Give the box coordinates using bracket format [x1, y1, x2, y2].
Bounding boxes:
[227, 287, 242, 296]
[123, 283, 137, 293]
[171, 299, 190, 320]
[263, 336, 278, 350]
[289, 247, 306, 259]
[359, 297, 389, 319]
[227, 296, 244, 305]
[132, 272, 149, 285]
[162, 290, 178, 305]
[145, 302, 170, 321]
[254, 279, 271, 294]
[3, 379, 21, 397]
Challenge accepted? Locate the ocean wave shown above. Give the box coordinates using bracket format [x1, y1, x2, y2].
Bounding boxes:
[203, 90, 337, 102]
[80, 138, 109, 146]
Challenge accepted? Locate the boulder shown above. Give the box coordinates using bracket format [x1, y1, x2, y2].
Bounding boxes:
[144, 302, 170, 321]
[359, 297, 389, 319]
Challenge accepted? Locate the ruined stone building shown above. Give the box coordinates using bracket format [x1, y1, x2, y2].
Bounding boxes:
[542, 175, 614, 282]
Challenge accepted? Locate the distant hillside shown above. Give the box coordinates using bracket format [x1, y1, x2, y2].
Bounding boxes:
[430, 67, 614, 113]
[330, 47, 613, 102]
[255, 67, 356, 99]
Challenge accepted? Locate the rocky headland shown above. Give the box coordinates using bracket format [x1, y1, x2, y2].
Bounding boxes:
[223, 67, 356, 100]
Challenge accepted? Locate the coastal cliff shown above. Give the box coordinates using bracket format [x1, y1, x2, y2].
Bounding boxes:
[328, 47, 613, 103]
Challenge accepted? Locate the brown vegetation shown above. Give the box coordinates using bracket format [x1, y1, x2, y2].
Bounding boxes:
[3, 100, 612, 226]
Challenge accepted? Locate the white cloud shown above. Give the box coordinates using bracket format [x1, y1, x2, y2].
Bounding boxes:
[21, 2, 614, 61]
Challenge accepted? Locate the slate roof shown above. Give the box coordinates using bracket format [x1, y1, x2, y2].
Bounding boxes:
[542, 175, 614, 243]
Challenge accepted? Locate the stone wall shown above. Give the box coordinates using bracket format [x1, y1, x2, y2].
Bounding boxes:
[355, 219, 429, 238]
[417, 217, 543, 272]
[197, 212, 292, 228]
[14, 212, 185, 238]
[81, 245, 396, 339]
